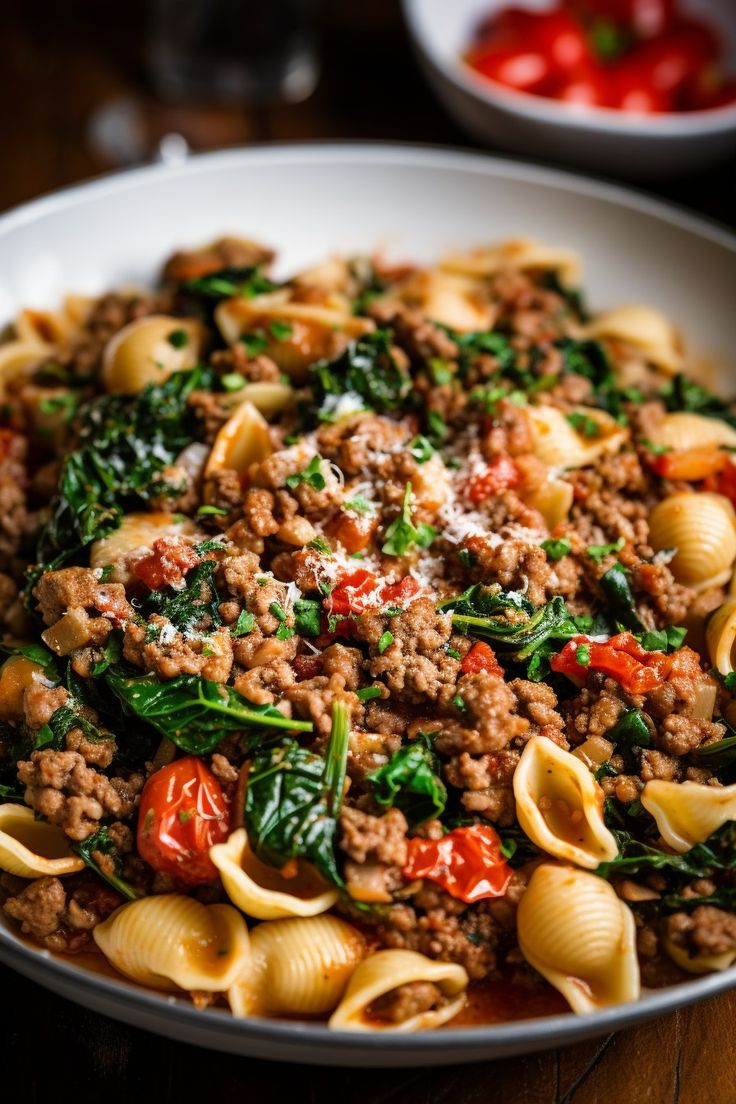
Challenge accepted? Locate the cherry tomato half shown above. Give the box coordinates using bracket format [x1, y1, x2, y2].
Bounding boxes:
[460, 641, 504, 677]
[137, 757, 230, 885]
[467, 43, 554, 95]
[403, 825, 512, 904]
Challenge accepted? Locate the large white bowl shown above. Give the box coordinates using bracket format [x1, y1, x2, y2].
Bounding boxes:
[1, 143, 736, 1065]
[403, 0, 736, 177]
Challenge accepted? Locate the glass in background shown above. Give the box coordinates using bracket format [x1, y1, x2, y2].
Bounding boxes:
[147, 0, 320, 105]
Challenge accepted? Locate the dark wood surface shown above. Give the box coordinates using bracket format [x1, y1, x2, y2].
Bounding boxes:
[1, 2, 735, 1099]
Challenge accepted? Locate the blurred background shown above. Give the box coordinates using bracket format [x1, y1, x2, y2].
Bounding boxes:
[0, 0, 734, 226]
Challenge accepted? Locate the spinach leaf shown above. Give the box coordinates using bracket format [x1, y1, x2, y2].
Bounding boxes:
[0, 721, 30, 802]
[541, 538, 571, 562]
[556, 337, 613, 393]
[294, 598, 322, 637]
[599, 563, 646, 632]
[439, 586, 572, 662]
[367, 733, 446, 827]
[104, 669, 312, 754]
[661, 374, 736, 429]
[243, 700, 350, 886]
[73, 826, 142, 901]
[183, 265, 276, 301]
[310, 331, 412, 420]
[596, 821, 736, 897]
[381, 482, 436, 557]
[605, 709, 652, 749]
[634, 626, 688, 654]
[692, 733, 736, 771]
[452, 330, 517, 373]
[31, 365, 213, 587]
[34, 703, 110, 752]
[140, 558, 221, 633]
[662, 887, 736, 912]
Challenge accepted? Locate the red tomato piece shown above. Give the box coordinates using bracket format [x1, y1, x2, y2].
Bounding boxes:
[326, 510, 378, 553]
[326, 569, 381, 617]
[137, 757, 230, 886]
[380, 576, 420, 606]
[567, 0, 675, 38]
[403, 825, 512, 904]
[555, 63, 612, 106]
[467, 43, 554, 94]
[706, 459, 736, 507]
[133, 536, 202, 591]
[550, 632, 675, 693]
[531, 10, 591, 71]
[460, 641, 504, 677]
[466, 455, 521, 504]
[649, 447, 727, 481]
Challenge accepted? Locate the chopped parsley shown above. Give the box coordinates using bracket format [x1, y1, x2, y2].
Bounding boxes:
[294, 598, 322, 637]
[221, 372, 247, 391]
[231, 610, 255, 637]
[641, 437, 671, 456]
[239, 332, 269, 356]
[575, 643, 591, 666]
[587, 537, 625, 564]
[307, 535, 332, 555]
[356, 685, 383, 702]
[381, 483, 437, 557]
[167, 328, 189, 349]
[541, 538, 571, 562]
[427, 409, 448, 444]
[197, 504, 229, 517]
[452, 693, 466, 711]
[566, 411, 601, 438]
[269, 320, 293, 341]
[409, 435, 435, 464]
[286, 455, 327, 491]
[377, 631, 394, 654]
[344, 496, 375, 516]
[428, 358, 454, 385]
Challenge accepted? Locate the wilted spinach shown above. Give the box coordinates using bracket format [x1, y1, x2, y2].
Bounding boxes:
[310, 331, 412, 420]
[367, 733, 446, 827]
[73, 825, 142, 901]
[243, 700, 350, 886]
[140, 558, 221, 633]
[439, 586, 572, 662]
[599, 563, 646, 632]
[104, 668, 312, 754]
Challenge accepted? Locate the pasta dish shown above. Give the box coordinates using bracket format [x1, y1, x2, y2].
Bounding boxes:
[1, 235, 736, 1031]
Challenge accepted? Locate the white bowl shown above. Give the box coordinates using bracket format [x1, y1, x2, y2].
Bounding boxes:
[403, 0, 736, 177]
[1, 143, 736, 1064]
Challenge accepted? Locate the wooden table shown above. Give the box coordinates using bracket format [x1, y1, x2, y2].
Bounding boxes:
[1, 2, 735, 1098]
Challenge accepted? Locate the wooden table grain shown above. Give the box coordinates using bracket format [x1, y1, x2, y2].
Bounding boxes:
[1, 2, 735, 1099]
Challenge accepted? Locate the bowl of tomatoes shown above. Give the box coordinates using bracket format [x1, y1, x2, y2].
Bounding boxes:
[403, 0, 736, 176]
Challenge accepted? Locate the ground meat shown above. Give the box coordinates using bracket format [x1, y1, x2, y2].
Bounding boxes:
[23, 681, 70, 730]
[435, 674, 528, 755]
[509, 678, 565, 743]
[285, 673, 362, 736]
[355, 598, 460, 706]
[377, 893, 500, 979]
[462, 536, 550, 607]
[666, 906, 736, 958]
[233, 659, 295, 704]
[162, 237, 274, 285]
[33, 566, 131, 626]
[638, 749, 681, 782]
[655, 715, 725, 758]
[368, 981, 445, 1024]
[209, 344, 281, 382]
[123, 619, 233, 682]
[363, 698, 414, 737]
[187, 389, 231, 443]
[65, 724, 116, 769]
[367, 301, 459, 363]
[222, 553, 291, 635]
[210, 753, 239, 784]
[205, 468, 243, 514]
[250, 445, 343, 515]
[480, 399, 534, 457]
[241, 488, 281, 539]
[3, 875, 121, 951]
[444, 748, 520, 825]
[562, 675, 631, 745]
[316, 413, 413, 480]
[339, 806, 408, 866]
[0, 430, 29, 559]
[18, 750, 143, 840]
[321, 643, 363, 691]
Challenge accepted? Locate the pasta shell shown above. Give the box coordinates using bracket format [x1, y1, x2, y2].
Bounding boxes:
[89, 511, 198, 569]
[585, 305, 682, 375]
[14, 306, 76, 345]
[328, 950, 468, 1032]
[387, 270, 494, 332]
[0, 339, 48, 397]
[93, 895, 250, 992]
[210, 828, 339, 920]
[219, 381, 294, 420]
[215, 293, 374, 378]
[641, 780, 736, 852]
[706, 596, 736, 676]
[522, 477, 573, 530]
[0, 803, 85, 878]
[517, 863, 640, 1014]
[663, 933, 736, 975]
[203, 400, 272, 500]
[648, 492, 736, 592]
[440, 238, 581, 286]
[101, 315, 204, 394]
[228, 914, 365, 1017]
[513, 736, 618, 869]
[643, 412, 736, 453]
[527, 405, 628, 470]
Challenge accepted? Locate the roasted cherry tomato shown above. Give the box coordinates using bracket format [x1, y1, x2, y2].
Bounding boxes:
[467, 43, 554, 94]
[612, 21, 719, 101]
[648, 447, 727, 481]
[568, 0, 676, 38]
[530, 10, 591, 69]
[403, 825, 512, 903]
[705, 458, 736, 506]
[466, 455, 521, 504]
[133, 536, 202, 591]
[555, 63, 612, 106]
[137, 757, 230, 885]
[550, 632, 676, 693]
[460, 641, 504, 677]
[381, 576, 420, 606]
[326, 569, 381, 617]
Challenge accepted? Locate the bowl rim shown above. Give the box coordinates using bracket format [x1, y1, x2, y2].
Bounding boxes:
[402, 0, 736, 136]
[1, 140, 736, 1059]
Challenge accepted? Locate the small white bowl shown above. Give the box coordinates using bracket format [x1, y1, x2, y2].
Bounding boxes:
[403, 0, 736, 177]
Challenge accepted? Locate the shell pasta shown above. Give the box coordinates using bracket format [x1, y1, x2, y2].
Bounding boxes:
[1, 233, 736, 1032]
